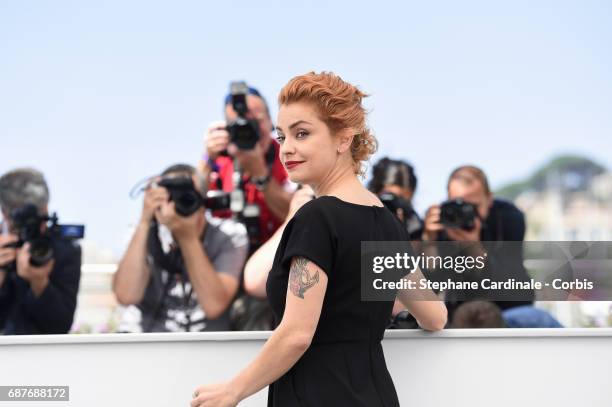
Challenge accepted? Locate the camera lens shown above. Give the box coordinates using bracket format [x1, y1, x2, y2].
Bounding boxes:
[440, 199, 476, 230]
[29, 238, 53, 267]
[228, 118, 260, 150]
[442, 205, 458, 223]
[175, 190, 201, 217]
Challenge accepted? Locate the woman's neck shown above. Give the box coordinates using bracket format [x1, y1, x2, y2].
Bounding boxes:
[313, 165, 362, 198]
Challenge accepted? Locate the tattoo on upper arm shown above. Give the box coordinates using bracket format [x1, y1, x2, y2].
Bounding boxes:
[289, 257, 319, 299]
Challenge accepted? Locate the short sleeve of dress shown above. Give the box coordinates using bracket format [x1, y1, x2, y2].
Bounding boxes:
[280, 200, 336, 276]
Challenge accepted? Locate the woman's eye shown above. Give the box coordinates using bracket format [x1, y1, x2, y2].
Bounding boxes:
[276, 135, 285, 144]
[296, 131, 308, 139]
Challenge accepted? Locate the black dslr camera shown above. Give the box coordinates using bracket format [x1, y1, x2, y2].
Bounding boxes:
[439, 198, 479, 230]
[226, 81, 260, 150]
[379, 192, 414, 224]
[4, 204, 84, 268]
[156, 177, 230, 217]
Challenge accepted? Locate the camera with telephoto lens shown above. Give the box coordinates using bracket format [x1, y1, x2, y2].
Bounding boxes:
[439, 198, 479, 230]
[3, 204, 85, 268]
[156, 177, 230, 217]
[226, 81, 261, 150]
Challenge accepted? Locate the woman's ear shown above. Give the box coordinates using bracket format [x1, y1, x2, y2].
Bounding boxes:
[337, 128, 356, 154]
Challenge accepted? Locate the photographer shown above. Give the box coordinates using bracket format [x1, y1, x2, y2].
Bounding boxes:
[422, 165, 534, 319]
[367, 157, 425, 324]
[368, 157, 423, 240]
[199, 83, 293, 251]
[0, 168, 81, 335]
[113, 164, 248, 332]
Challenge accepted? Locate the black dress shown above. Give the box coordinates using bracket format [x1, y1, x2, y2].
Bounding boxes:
[266, 196, 406, 406]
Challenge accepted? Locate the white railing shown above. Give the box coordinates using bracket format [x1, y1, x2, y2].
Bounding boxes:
[1, 328, 611, 406]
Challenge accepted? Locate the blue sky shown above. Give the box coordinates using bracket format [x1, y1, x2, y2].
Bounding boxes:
[1, 1, 611, 259]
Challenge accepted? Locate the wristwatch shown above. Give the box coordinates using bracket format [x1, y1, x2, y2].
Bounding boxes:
[252, 173, 271, 191]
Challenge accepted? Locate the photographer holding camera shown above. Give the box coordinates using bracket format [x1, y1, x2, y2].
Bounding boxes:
[199, 82, 293, 252]
[0, 168, 82, 335]
[423, 165, 525, 243]
[367, 157, 426, 327]
[368, 157, 423, 241]
[422, 165, 534, 319]
[113, 164, 248, 332]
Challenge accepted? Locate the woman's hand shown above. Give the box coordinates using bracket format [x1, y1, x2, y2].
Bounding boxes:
[190, 382, 239, 407]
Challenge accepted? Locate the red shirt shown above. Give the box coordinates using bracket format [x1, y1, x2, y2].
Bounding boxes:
[209, 141, 288, 245]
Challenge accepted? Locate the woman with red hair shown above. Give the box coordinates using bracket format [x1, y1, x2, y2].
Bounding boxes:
[191, 72, 447, 407]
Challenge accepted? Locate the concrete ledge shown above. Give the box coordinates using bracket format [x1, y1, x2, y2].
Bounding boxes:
[1, 327, 611, 346]
[2, 328, 611, 406]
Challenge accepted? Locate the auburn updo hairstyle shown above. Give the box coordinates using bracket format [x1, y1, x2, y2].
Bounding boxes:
[278, 71, 378, 176]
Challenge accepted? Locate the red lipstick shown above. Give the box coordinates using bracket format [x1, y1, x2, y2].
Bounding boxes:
[285, 160, 305, 170]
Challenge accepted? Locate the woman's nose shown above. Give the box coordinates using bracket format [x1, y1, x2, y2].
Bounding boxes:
[280, 137, 295, 156]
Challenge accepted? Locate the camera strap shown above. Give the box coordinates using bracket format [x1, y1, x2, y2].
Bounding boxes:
[179, 275, 195, 331]
[148, 223, 184, 276]
[147, 221, 211, 331]
[144, 273, 175, 333]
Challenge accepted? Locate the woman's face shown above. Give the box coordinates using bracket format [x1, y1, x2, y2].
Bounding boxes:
[275, 102, 340, 186]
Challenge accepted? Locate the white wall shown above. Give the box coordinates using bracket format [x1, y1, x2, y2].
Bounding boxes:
[1, 329, 611, 406]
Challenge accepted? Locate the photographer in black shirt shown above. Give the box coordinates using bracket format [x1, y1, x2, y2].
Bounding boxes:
[422, 165, 534, 321]
[423, 165, 525, 243]
[0, 168, 82, 335]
